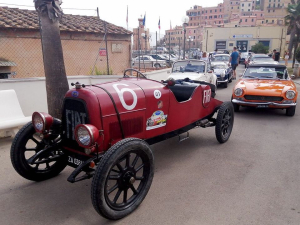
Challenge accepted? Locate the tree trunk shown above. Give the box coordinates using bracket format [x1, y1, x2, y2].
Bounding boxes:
[36, 1, 69, 119]
[289, 28, 296, 60]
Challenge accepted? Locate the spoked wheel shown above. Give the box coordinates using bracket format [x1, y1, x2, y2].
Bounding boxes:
[91, 138, 154, 220]
[10, 122, 67, 181]
[215, 102, 234, 143]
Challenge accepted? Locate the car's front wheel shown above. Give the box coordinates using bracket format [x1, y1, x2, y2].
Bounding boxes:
[286, 106, 296, 117]
[215, 102, 234, 143]
[91, 138, 154, 220]
[10, 122, 67, 181]
[154, 63, 161, 68]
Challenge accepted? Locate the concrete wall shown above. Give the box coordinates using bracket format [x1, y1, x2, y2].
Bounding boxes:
[0, 69, 170, 117]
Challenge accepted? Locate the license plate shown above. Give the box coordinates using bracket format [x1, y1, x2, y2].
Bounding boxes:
[257, 105, 269, 108]
[68, 156, 83, 167]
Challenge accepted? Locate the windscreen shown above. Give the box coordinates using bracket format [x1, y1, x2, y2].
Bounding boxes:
[253, 57, 273, 62]
[214, 64, 226, 69]
[212, 55, 230, 62]
[244, 67, 287, 79]
[172, 61, 206, 73]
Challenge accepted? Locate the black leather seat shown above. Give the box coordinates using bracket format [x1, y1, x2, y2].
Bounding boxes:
[169, 83, 198, 102]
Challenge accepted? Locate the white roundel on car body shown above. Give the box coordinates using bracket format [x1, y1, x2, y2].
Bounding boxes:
[154, 90, 162, 99]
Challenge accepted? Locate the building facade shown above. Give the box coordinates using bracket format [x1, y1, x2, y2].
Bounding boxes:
[132, 18, 150, 51]
[0, 7, 132, 78]
[203, 26, 287, 56]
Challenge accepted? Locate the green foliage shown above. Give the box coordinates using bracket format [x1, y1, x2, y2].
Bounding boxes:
[89, 66, 113, 75]
[251, 43, 269, 54]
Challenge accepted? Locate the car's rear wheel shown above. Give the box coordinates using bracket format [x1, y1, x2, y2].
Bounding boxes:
[215, 102, 234, 143]
[10, 122, 67, 181]
[286, 106, 296, 117]
[154, 63, 160, 68]
[91, 138, 154, 220]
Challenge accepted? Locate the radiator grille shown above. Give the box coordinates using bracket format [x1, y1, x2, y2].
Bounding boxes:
[244, 95, 283, 102]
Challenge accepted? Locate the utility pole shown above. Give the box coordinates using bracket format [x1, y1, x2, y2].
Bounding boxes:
[138, 27, 140, 71]
[104, 21, 110, 75]
[179, 38, 181, 60]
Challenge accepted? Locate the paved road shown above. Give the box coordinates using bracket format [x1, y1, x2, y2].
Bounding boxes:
[1, 65, 300, 225]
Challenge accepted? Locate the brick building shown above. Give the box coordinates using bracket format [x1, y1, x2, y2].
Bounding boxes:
[0, 6, 132, 78]
[132, 18, 150, 51]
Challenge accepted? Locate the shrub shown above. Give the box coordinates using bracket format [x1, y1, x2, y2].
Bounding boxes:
[251, 43, 269, 54]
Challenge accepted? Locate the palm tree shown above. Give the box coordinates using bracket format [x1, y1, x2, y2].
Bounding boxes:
[34, 0, 69, 119]
[285, 2, 300, 67]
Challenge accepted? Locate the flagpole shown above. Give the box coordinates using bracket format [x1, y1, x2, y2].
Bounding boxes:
[126, 5, 128, 30]
[159, 17, 160, 48]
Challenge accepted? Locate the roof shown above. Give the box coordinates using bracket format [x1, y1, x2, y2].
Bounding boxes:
[0, 61, 16, 66]
[0, 6, 131, 35]
[248, 64, 287, 69]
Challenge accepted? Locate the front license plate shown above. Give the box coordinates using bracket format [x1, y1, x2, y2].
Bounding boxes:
[257, 105, 269, 108]
[68, 156, 83, 167]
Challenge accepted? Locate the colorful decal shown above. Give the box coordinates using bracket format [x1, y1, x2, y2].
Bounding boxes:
[72, 91, 79, 98]
[157, 100, 163, 109]
[146, 110, 168, 130]
[154, 90, 162, 99]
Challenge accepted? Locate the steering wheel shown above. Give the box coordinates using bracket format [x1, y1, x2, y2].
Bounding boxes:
[123, 68, 147, 79]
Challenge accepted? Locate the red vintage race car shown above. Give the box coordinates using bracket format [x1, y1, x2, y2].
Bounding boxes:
[10, 69, 234, 220]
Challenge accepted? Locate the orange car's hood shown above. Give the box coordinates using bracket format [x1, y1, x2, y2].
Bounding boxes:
[237, 79, 296, 96]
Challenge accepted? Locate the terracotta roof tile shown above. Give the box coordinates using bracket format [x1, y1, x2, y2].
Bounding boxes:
[0, 6, 132, 35]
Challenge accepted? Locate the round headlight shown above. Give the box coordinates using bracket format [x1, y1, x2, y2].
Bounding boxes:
[75, 124, 99, 148]
[32, 112, 53, 133]
[286, 90, 295, 99]
[234, 88, 243, 97]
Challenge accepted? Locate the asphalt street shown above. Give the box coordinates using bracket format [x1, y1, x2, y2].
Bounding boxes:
[1, 65, 300, 225]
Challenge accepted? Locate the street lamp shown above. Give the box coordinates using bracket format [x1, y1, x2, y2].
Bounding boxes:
[141, 31, 151, 53]
[187, 36, 194, 59]
[182, 16, 189, 59]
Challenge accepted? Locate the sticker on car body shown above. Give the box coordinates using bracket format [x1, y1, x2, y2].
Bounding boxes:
[146, 110, 168, 130]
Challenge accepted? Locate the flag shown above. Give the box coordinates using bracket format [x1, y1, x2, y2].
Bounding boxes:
[126, 5, 128, 23]
[126, 5, 128, 29]
[170, 21, 172, 30]
[143, 13, 146, 26]
[158, 17, 160, 30]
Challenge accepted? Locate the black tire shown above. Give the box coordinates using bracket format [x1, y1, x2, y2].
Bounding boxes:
[215, 102, 234, 143]
[91, 138, 154, 220]
[10, 122, 67, 181]
[233, 103, 240, 112]
[154, 63, 161, 68]
[286, 106, 296, 116]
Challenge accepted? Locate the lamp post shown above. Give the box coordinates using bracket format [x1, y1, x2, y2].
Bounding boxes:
[141, 31, 150, 53]
[182, 16, 189, 59]
[187, 36, 194, 59]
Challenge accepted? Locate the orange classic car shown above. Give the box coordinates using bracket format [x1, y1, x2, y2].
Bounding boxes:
[231, 64, 298, 116]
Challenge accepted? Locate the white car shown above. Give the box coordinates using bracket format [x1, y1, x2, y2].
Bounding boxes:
[132, 55, 166, 68]
[211, 54, 231, 68]
[167, 60, 218, 87]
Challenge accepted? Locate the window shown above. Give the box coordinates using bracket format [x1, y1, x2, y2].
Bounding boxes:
[210, 10, 212, 13]
[266, 19, 268, 23]
[242, 3, 244, 6]
[273, 9, 275, 12]
[248, 9, 250, 11]
[248, 3, 251, 6]
[220, 9, 222, 12]
[215, 9, 217, 12]
[262, 21, 264, 24]
[245, 19, 248, 22]
[240, 19, 242, 22]
[268, 10, 270, 13]
[231, 7, 233, 9]
[272, 20, 274, 23]
[194, 30, 196, 33]
[252, 19, 254, 22]
[214, 15, 217, 18]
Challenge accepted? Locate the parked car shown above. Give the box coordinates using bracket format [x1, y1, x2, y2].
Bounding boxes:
[212, 62, 233, 88]
[239, 52, 250, 64]
[10, 68, 234, 220]
[167, 60, 218, 90]
[211, 54, 231, 67]
[232, 64, 298, 116]
[245, 54, 276, 68]
[132, 55, 166, 68]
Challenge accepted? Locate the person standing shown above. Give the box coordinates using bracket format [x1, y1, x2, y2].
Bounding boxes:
[202, 52, 208, 62]
[272, 49, 280, 62]
[284, 51, 289, 66]
[229, 47, 239, 79]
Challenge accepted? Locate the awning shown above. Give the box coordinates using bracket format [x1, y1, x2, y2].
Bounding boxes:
[0, 61, 17, 67]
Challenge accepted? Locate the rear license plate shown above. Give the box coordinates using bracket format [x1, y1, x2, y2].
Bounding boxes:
[67, 156, 83, 167]
[257, 105, 269, 108]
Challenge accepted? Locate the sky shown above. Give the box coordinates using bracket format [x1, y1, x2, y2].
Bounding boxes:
[0, 0, 223, 41]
